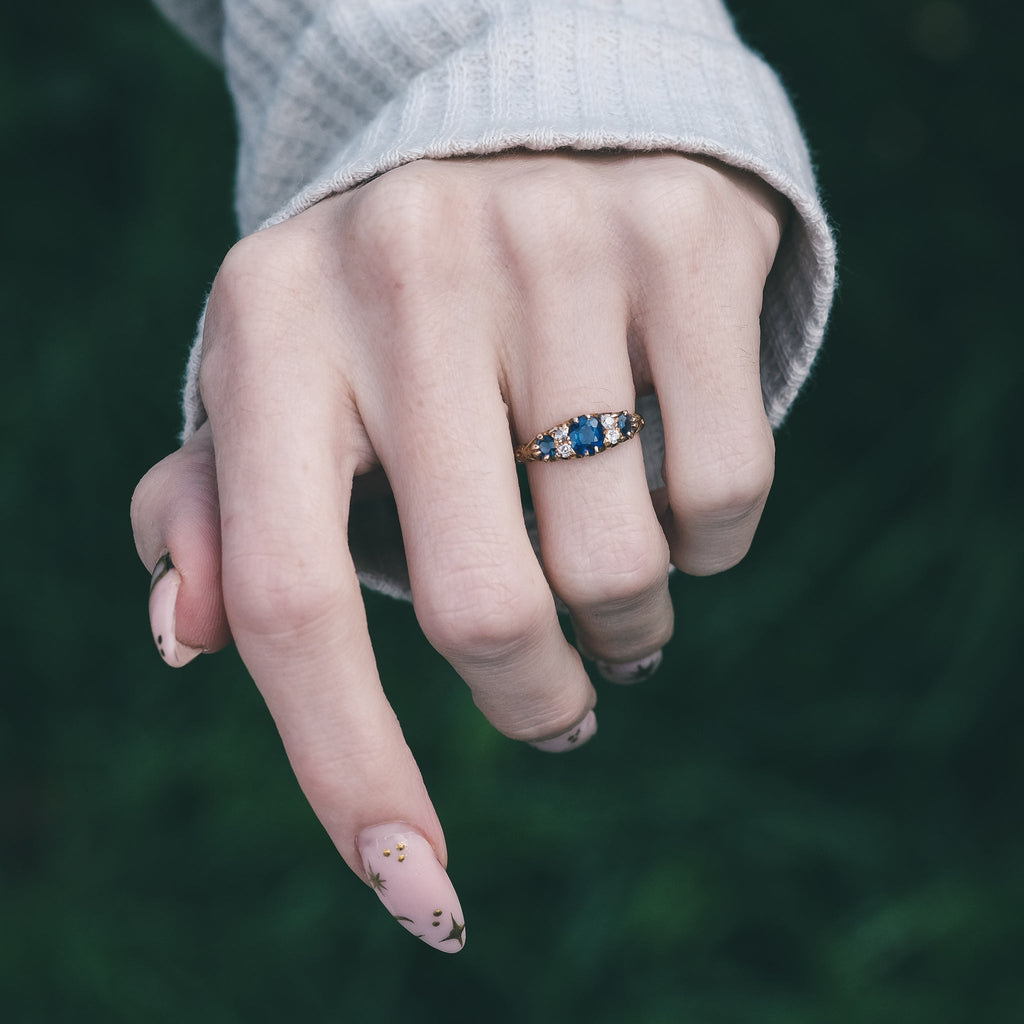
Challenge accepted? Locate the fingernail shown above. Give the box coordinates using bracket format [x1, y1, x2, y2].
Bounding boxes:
[148, 554, 202, 668]
[357, 824, 467, 953]
[595, 649, 663, 685]
[529, 709, 598, 753]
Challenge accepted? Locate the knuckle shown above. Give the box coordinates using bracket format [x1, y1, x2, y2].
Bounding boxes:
[668, 431, 775, 576]
[213, 229, 313, 305]
[416, 571, 551, 665]
[638, 161, 730, 235]
[130, 452, 192, 555]
[494, 167, 597, 273]
[201, 229, 322, 383]
[289, 743, 388, 815]
[676, 438, 776, 527]
[130, 432, 220, 569]
[634, 161, 780, 286]
[222, 550, 348, 640]
[215, 231, 271, 287]
[350, 166, 475, 285]
[514, 167, 590, 229]
[548, 518, 670, 611]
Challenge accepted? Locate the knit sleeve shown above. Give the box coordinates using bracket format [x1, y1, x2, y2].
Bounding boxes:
[157, 0, 836, 597]
[165, 0, 834, 438]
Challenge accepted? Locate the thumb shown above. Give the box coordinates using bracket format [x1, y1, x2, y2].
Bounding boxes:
[130, 422, 230, 665]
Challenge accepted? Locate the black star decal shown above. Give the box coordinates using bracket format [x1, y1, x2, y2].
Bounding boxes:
[440, 915, 466, 947]
[628, 658, 660, 682]
[366, 866, 387, 893]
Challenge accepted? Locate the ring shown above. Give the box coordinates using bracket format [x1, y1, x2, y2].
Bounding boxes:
[515, 411, 645, 463]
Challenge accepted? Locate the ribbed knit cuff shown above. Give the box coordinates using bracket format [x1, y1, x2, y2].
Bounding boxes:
[179, 0, 834, 439]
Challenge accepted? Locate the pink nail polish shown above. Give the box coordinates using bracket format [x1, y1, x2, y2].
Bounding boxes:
[357, 825, 466, 953]
[148, 554, 202, 668]
[529, 709, 598, 753]
[595, 649, 663, 685]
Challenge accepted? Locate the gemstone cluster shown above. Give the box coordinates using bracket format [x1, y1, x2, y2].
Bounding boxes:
[517, 410, 643, 463]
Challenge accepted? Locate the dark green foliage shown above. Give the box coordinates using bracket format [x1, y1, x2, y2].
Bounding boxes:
[1, 1, 1021, 1020]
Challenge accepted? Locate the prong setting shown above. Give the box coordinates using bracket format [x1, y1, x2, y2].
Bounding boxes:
[515, 411, 644, 463]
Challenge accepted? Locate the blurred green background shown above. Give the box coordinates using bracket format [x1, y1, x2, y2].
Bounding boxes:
[2, 0, 1021, 1020]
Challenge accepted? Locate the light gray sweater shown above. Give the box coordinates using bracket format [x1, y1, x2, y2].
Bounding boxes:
[154, 0, 836, 596]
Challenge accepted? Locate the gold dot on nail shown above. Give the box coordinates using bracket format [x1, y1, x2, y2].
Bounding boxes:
[433, 909, 443, 917]
[432, 921, 440, 928]
[398, 854, 406, 862]
[396, 842, 406, 851]
[383, 849, 391, 857]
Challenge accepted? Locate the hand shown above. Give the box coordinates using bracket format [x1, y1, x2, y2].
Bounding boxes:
[130, 151, 785, 951]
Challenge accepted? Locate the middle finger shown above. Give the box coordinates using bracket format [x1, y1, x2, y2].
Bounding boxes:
[359, 324, 598, 747]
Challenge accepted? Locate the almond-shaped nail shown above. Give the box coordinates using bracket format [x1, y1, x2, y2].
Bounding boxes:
[529, 709, 598, 753]
[357, 824, 466, 953]
[148, 554, 202, 668]
[595, 649, 663, 685]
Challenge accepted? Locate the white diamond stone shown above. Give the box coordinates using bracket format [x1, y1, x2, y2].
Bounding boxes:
[552, 425, 569, 442]
[604, 427, 621, 444]
[556, 442, 573, 458]
[600, 413, 616, 428]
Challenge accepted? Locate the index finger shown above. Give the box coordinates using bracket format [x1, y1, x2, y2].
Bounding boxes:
[198, 245, 467, 952]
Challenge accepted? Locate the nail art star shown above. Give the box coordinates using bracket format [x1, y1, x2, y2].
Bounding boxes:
[440, 915, 466, 948]
[366, 867, 387, 893]
[629, 658, 660, 682]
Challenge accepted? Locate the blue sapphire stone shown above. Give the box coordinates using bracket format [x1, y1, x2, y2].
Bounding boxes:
[569, 415, 604, 456]
[617, 412, 633, 437]
[536, 434, 557, 460]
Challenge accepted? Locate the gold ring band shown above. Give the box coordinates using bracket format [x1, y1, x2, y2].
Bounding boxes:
[515, 411, 645, 463]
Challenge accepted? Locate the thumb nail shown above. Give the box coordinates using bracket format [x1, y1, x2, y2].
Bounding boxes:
[149, 554, 203, 668]
[357, 824, 467, 953]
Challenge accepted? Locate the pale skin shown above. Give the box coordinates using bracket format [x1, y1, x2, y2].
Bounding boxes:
[131, 150, 785, 920]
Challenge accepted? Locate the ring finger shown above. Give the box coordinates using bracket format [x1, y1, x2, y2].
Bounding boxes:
[511, 289, 674, 682]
